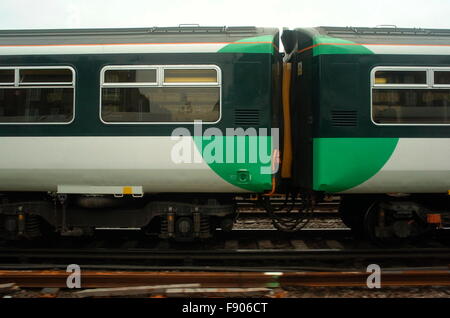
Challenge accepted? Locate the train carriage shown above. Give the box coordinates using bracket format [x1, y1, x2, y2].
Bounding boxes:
[0, 26, 282, 240]
[282, 26, 450, 242]
[2, 24, 449, 244]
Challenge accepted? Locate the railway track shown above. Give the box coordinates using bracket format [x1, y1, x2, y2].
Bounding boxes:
[2, 226, 450, 295]
[2, 269, 450, 289]
[2, 245, 450, 265]
[235, 199, 339, 214]
[236, 212, 339, 219]
[1, 228, 450, 270]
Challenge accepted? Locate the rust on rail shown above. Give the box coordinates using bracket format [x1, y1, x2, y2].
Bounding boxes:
[0, 271, 280, 288]
[1, 270, 450, 288]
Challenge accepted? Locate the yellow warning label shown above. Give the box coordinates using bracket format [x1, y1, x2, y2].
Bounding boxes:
[123, 186, 133, 195]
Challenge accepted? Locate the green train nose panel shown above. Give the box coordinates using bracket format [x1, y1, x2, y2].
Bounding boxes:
[313, 138, 399, 192]
[218, 35, 276, 54]
[311, 35, 374, 56]
[194, 135, 273, 192]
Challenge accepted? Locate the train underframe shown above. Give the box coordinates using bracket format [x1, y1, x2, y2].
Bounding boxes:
[0, 192, 236, 241]
[1, 191, 449, 245]
[339, 193, 450, 244]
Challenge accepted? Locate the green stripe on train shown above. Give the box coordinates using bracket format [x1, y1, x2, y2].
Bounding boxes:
[194, 135, 273, 192]
[218, 35, 275, 54]
[312, 35, 374, 56]
[313, 137, 399, 192]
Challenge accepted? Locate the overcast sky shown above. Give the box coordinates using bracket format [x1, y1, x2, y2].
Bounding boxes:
[0, 0, 448, 30]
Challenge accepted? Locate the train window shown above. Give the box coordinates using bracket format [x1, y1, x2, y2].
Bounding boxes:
[102, 87, 220, 123]
[0, 69, 14, 85]
[434, 71, 450, 85]
[372, 89, 450, 124]
[104, 69, 157, 84]
[374, 70, 427, 85]
[19, 68, 73, 85]
[372, 67, 450, 125]
[100, 65, 221, 123]
[163, 69, 218, 84]
[0, 88, 74, 123]
[0, 67, 75, 124]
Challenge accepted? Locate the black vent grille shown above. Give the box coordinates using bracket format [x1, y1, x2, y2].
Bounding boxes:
[234, 109, 260, 126]
[331, 110, 357, 127]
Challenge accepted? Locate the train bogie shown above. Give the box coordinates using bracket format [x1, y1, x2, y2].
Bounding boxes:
[0, 193, 237, 241]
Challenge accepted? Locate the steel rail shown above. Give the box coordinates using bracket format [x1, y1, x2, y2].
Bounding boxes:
[1, 269, 450, 288]
[2, 246, 450, 262]
[236, 212, 339, 219]
[215, 228, 352, 240]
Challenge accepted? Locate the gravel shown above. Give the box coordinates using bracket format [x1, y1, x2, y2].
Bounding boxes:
[233, 217, 346, 230]
[5, 286, 450, 298]
[279, 286, 450, 298]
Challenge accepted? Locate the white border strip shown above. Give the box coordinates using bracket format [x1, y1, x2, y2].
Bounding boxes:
[365, 44, 450, 55]
[0, 43, 228, 55]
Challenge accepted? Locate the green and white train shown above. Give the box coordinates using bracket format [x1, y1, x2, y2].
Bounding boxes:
[0, 25, 448, 242]
[283, 26, 450, 242]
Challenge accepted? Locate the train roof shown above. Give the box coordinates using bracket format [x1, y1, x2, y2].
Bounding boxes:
[283, 26, 450, 56]
[0, 26, 279, 55]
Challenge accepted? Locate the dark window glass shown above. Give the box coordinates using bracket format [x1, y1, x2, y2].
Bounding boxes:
[101, 87, 219, 122]
[373, 89, 450, 124]
[0, 70, 14, 84]
[164, 69, 217, 83]
[20, 69, 73, 84]
[375, 71, 426, 85]
[434, 71, 450, 85]
[0, 88, 73, 123]
[104, 69, 157, 83]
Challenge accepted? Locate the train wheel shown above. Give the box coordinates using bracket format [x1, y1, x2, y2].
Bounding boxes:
[363, 201, 433, 246]
[339, 196, 373, 237]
